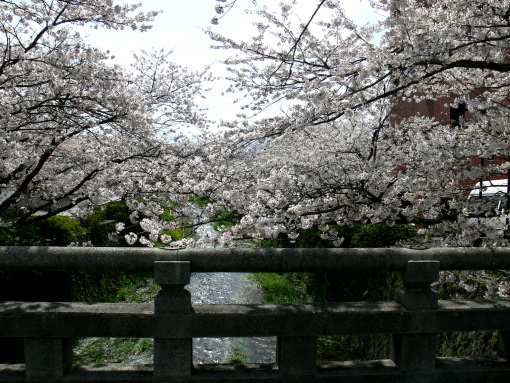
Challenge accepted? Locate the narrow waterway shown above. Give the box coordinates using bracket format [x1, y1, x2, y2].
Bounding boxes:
[190, 271, 276, 363]
[187, 219, 276, 363]
[75, 218, 276, 364]
[129, 271, 276, 364]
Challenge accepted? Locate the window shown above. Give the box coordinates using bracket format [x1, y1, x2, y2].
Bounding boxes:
[450, 103, 466, 127]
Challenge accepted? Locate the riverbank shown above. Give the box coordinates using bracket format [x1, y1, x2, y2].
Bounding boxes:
[73, 271, 276, 364]
[252, 270, 503, 361]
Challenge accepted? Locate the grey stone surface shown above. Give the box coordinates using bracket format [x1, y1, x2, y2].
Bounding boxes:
[2, 246, 510, 272]
[153, 338, 192, 377]
[1, 247, 510, 381]
[154, 288, 191, 314]
[153, 261, 192, 377]
[394, 288, 438, 310]
[2, 300, 510, 338]
[395, 260, 439, 310]
[278, 336, 317, 376]
[392, 261, 439, 372]
[498, 330, 510, 359]
[401, 260, 440, 285]
[2, 358, 510, 382]
[154, 261, 190, 285]
[24, 337, 72, 378]
[391, 333, 436, 372]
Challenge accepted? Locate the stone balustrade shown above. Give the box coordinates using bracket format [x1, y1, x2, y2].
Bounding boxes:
[0, 246, 510, 382]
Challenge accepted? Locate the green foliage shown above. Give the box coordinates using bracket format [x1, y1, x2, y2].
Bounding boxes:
[349, 224, 414, 248]
[113, 273, 160, 303]
[317, 336, 357, 361]
[39, 215, 88, 246]
[81, 200, 132, 246]
[261, 223, 414, 249]
[158, 227, 193, 244]
[73, 337, 153, 364]
[212, 210, 239, 231]
[155, 205, 195, 245]
[436, 331, 497, 358]
[80, 200, 195, 247]
[254, 223, 411, 362]
[188, 195, 210, 206]
[308, 270, 401, 303]
[73, 272, 159, 364]
[261, 226, 332, 248]
[69, 272, 128, 303]
[227, 346, 248, 364]
[0, 215, 87, 246]
[251, 273, 312, 303]
[0, 201, 135, 247]
[0, 222, 44, 246]
[159, 208, 175, 223]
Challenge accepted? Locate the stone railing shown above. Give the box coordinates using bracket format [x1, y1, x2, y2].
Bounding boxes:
[1, 246, 510, 382]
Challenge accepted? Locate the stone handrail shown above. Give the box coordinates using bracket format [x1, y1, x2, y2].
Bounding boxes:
[1, 246, 510, 382]
[2, 246, 510, 271]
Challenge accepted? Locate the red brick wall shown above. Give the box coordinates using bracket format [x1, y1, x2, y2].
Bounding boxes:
[390, 95, 452, 125]
[390, 95, 509, 192]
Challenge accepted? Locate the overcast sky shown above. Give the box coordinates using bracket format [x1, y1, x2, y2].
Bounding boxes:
[86, 0, 382, 128]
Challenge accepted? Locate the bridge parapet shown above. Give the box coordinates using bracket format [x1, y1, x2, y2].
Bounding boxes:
[1, 246, 510, 382]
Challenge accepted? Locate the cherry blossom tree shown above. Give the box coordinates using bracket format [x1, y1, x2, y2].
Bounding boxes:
[210, 0, 243, 25]
[0, 0, 210, 226]
[167, 0, 510, 248]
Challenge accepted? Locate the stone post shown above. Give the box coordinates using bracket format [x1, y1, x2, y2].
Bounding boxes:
[391, 260, 439, 372]
[24, 337, 73, 378]
[153, 261, 192, 378]
[498, 331, 510, 360]
[277, 336, 317, 376]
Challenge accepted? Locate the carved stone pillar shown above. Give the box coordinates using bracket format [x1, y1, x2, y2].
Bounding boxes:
[391, 260, 439, 372]
[153, 261, 192, 378]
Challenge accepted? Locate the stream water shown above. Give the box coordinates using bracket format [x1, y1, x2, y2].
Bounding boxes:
[76, 219, 276, 364]
[190, 272, 276, 363]
[185, 220, 276, 364]
[129, 272, 276, 364]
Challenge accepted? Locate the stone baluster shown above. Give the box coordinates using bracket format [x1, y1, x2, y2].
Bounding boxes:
[277, 336, 317, 375]
[24, 338, 73, 378]
[498, 331, 510, 360]
[391, 260, 439, 372]
[153, 261, 192, 378]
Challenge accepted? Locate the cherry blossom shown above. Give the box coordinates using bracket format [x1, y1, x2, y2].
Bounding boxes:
[0, 1, 210, 227]
[173, 0, 510, 248]
[210, 0, 241, 25]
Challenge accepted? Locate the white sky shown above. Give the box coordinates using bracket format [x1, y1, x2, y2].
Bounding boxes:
[86, 0, 382, 128]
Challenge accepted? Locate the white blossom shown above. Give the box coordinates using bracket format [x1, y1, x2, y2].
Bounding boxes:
[160, 234, 172, 243]
[125, 232, 138, 245]
[187, 0, 510, 248]
[0, 1, 210, 227]
[138, 236, 153, 247]
[115, 222, 125, 233]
